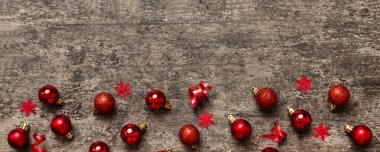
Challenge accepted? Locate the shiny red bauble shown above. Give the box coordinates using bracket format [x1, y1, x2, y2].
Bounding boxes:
[38, 85, 64, 106]
[254, 87, 277, 110]
[262, 147, 278, 152]
[89, 141, 110, 152]
[350, 125, 372, 146]
[94, 92, 115, 114]
[179, 124, 200, 148]
[328, 85, 350, 110]
[120, 124, 146, 145]
[145, 89, 171, 110]
[50, 115, 73, 139]
[230, 119, 252, 140]
[289, 109, 312, 132]
[7, 128, 29, 149]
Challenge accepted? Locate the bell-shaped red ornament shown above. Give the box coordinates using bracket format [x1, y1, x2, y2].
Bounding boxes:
[120, 123, 146, 146]
[7, 122, 30, 149]
[228, 115, 252, 140]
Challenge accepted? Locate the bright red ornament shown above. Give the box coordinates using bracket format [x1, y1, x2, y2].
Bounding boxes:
[94, 92, 115, 114]
[262, 147, 278, 152]
[7, 122, 29, 149]
[188, 81, 212, 108]
[145, 90, 171, 110]
[38, 85, 64, 106]
[328, 85, 350, 111]
[179, 124, 200, 148]
[89, 141, 110, 152]
[20, 99, 37, 117]
[345, 124, 372, 146]
[120, 123, 146, 145]
[228, 115, 252, 140]
[288, 108, 312, 132]
[50, 115, 73, 139]
[262, 122, 287, 143]
[251, 87, 277, 110]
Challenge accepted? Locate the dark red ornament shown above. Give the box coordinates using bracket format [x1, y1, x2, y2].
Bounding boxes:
[7, 122, 29, 149]
[328, 85, 350, 110]
[251, 87, 277, 110]
[38, 85, 64, 106]
[288, 108, 312, 132]
[89, 141, 110, 152]
[120, 123, 146, 145]
[50, 115, 73, 139]
[262, 147, 278, 152]
[94, 92, 115, 114]
[228, 115, 252, 140]
[179, 124, 200, 148]
[345, 124, 372, 146]
[145, 90, 171, 110]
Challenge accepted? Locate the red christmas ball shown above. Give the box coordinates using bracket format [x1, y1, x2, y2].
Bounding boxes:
[94, 92, 115, 114]
[50, 115, 73, 139]
[230, 119, 252, 140]
[145, 89, 171, 110]
[120, 124, 143, 145]
[179, 124, 200, 147]
[255, 87, 277, 110]
[38, 85, 63, 106]
[351, 125, 372, 146]
[89, 141, 110, 152]
[7, 128, 28, 149]
[328, 85, 350, 108]
[262, 147, 278, 152]
[290, 109, 312, 132]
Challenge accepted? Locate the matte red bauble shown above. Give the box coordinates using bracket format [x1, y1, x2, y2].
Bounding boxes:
[38, 85, 64, 106]
[251, 87, 277, 110]
[7, 122, 30, 149]
[262, 147, 279, 152]
[328, 85, 350, 110]
[228, 115, 252, 140]
[145, 89, 172, 110]
[89, 141, 110, 152]
[179, 124, 200, 148]
[94, 92, 115, 114]
[345, 124, 372, 146]
[120, 123, 146, 145]
[50, 115, 73, 139]
[288, 108, 312, 132]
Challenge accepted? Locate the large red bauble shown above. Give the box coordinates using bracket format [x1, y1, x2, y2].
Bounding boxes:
[38, 85, 62, 106]
[328, 85, 350, 106]
[120, 124, 142, 145]
[145, 89, 167, 110]
[262, 147, 278, 152]
[255, 87, 277, 110]
[7, 128, 28, 149]
[50, 115, 73, 138]
[230, 119, 252, 140]
[290, 109, 312, 132]
[179, 124, 200, 147]
[351, 125, 372, 146]
[89, 141, 110, 152]
[94, 92, 115, 114]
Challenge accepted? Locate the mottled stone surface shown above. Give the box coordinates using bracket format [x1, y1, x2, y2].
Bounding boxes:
[0, 0, 379, 152]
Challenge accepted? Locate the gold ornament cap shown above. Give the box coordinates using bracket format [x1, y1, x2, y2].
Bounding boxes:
[164, 101, 172, 110]
[251, 87, 259, 96]
[228, 115, 236, 124]
[56, 97, 65, 106]
[20, 122, 30, 132]
[66, 130, 74, 139]
[164, 146, 173, 152]
[139, 123, 147, 131]
[328, 103, 336, 111]
[287, 107, 295, 116]
[344, 124, 353, 134]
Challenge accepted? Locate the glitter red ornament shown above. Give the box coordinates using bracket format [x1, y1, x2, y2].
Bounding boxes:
[179, 124, 200, 148]
[287, 108, 312, 132]
[345, 124, 372, 147]
[50, 115, 73, 139]
[120, 123, 147, 146]
[328, 85, 350, 111]
[145, 90, 171, 111]
[7, 122, 29, 149]
[188, 81, 212, 108]
[251, 87, 277, 110]
[89, 141, 110, 152]
[94, 92, 115, 114]
[262, 147, 278, 152]
[228, 115, 252, 140]
[38, 85, 64, 106]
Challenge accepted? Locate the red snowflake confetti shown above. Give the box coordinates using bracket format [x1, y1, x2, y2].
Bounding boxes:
[20, 99, 37, 117]
[262, 122, 287, 143]
[197, 110, 215, 129]
[296, 75, 313, 94]
[313, 122, 330, 141]
[114, 81, 132, 100]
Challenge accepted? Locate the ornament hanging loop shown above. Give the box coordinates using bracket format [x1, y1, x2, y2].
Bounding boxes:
[228, 115, 236, 124]
[287, 107, 295, 116]
[251, 87, 259, 96]
[344, 124, 353, 134]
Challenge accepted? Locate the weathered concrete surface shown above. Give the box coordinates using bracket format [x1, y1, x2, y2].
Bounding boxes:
[0, 0, 379, 151]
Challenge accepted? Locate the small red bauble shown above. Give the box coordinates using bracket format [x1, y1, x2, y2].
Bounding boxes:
[228, 115, 252, 140]
[345, 124, 372, 146]
[145, 90, 171, 110]
[50, 115, 73, 139]
[38, 85, 64, 106]
[262, 147, 278, 152]
[89, 141, 110, 152]
[94, 92, 115, 114]
[120, 123, 146, 145]
[252, 87, 277, 110]
[7, 122, 30, 149]
[288, 108, 312, 132]
[328, 85, 350, 110]
[179, 124, 200, 148]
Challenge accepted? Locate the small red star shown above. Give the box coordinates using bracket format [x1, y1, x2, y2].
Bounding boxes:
[114, 81, 132, 100]
[313, 122, 330, 141]
[20, 99, 37, 117]
[197, 110, 215, 129]
[296, 75, 313, 94]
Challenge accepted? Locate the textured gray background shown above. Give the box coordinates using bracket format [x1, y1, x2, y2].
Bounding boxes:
[0, 0, 380, 152]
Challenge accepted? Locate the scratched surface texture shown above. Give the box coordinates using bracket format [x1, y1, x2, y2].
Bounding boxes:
[0, 0, 380, 152]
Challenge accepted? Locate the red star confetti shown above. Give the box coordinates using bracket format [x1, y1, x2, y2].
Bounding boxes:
[114, 81, 132, 100]
[296, 75, 313, 94]
[20, 99, 37, 117]
[197, 110, 215, 129]
[313, 122, 330, 141]
[262, 122, 287, 143]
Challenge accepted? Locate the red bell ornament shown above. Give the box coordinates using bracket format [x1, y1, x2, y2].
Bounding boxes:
[262, 147, 278, 152]
[328, 85, 350, 111]
[345, 124, 372, 147]
[94, 92, 115, 114]
[179, 124, 200, 148]
[251, 87, 277, 110]
[89, 141, 110, 152]
[287, 108, 312, 132]
[7, 122, 30, 149]
[50, 115, 74, 139]
[228, 115, 252, 140]
[145, 89, 172, 110]
[120, 123, 146, 146]
[38, 85, 64, 106]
